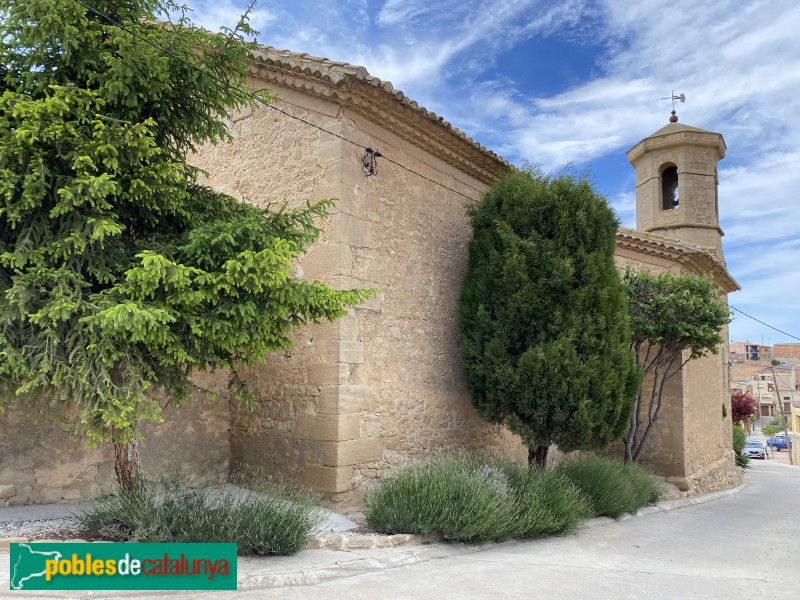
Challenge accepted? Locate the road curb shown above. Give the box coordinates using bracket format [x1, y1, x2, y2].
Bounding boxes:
[237, 544, 473, 589]
[624, 480, 748, 520]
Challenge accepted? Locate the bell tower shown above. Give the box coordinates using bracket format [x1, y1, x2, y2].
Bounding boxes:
[627, 111, 726, 262]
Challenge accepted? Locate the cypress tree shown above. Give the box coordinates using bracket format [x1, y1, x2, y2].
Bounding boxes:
[458, 169, 640, 467]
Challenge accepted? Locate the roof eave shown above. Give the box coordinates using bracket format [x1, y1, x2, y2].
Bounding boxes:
[247, 47, 512, 186]
[616, 227, 740, 293]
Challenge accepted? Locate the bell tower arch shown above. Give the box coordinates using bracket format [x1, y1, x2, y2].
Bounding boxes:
[627, 112, 727, 262]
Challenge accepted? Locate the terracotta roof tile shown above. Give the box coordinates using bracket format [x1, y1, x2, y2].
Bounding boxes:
[249, 46, 511, 172]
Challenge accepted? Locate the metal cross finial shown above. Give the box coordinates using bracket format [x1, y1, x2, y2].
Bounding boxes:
[661, 91, 686, 111]
[661, 91, 686, 122]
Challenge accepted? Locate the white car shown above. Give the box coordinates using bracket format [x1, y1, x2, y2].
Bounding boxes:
[743, 439, 767, 459]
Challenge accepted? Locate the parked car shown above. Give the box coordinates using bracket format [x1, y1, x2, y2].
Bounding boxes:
[743, 439, 767, 459]
[767, 433, 793, 451]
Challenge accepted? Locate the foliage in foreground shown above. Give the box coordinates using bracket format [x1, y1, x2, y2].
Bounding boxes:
[555, 454, 662, 518]
[623, 269, 731, 463]
[78, 475, 325, 556]
[458, 169, 640, 468]
[365, 454, 659, 543]
[0, 0, 370, 452]
[732, 424, 750, 468]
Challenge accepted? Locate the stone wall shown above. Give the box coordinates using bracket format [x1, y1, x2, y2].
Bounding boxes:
[325, 110, 527, 507]
[681, 320, 741, 492]
[191, 79, 527, 509]
[191, 82, 370, 494]
[613, 247, 684, 479]
[0, 381, 229, 506]
[0, 405, 114, 506]
[138, 372, 231, 484]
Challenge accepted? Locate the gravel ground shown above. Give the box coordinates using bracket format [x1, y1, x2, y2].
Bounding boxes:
[0, 517, 90, 540]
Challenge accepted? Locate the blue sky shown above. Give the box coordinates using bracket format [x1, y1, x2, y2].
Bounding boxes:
[189, 0, 800, 347]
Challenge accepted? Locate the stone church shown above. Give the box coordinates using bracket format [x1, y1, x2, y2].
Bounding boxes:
[0, 48, 740, 508]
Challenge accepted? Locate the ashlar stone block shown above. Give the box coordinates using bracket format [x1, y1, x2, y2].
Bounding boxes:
[303, 465, 353, 493]
[319, 439, 383, 466]
[301, 243, 353, 279]
[316, 138, 343, 165]
[295, 414, 360, 441]
[328, 214, 374, 248]
[322, 340, 365, 364]
[306, 362, 350, 385]
[316, 385, 378, 414]
[310, 315, 360, 342]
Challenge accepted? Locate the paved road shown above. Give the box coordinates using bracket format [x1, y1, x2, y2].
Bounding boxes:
[2, 460, 797, 599]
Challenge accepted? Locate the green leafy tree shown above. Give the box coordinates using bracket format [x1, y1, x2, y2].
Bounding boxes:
[458, 169, 640, 468]
[0, 0, 370, 490]
[623, 269, 730, 463]
[732, 423, 749, 468]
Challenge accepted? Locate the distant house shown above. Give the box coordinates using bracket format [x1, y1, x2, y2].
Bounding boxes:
[774, 344, 800, 363]
[736, 365, 800, 428]
[0, 47, 740, 508]
[730, 341, 773, 365]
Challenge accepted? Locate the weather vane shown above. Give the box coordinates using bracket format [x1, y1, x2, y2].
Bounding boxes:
[661, 91, 685, 123]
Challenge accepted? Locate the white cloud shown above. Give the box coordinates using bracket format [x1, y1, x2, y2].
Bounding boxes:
[377, 0, 435, 27]
[607, 190, 636, 229]
[188, 0, 276, 35]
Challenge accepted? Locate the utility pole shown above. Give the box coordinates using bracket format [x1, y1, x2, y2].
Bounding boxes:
[770, 366, 794, 465]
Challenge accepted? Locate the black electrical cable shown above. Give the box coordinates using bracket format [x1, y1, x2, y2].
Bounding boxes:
[70, 0, 479, 202]
[725, 302, 800, 343]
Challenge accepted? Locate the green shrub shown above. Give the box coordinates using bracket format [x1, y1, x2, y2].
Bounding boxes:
[365, 454, 519, 543]
[732, 423, 750, 468]
[365, 453, 594, 542]
[78, 474, 325, 555]
[499, 461, 593, 536]
[555, 455, 661, 518]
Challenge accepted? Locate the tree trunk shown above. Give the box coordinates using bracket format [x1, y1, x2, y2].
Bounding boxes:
[113, 438, 142, 494]
[528, 445, 549, 469]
